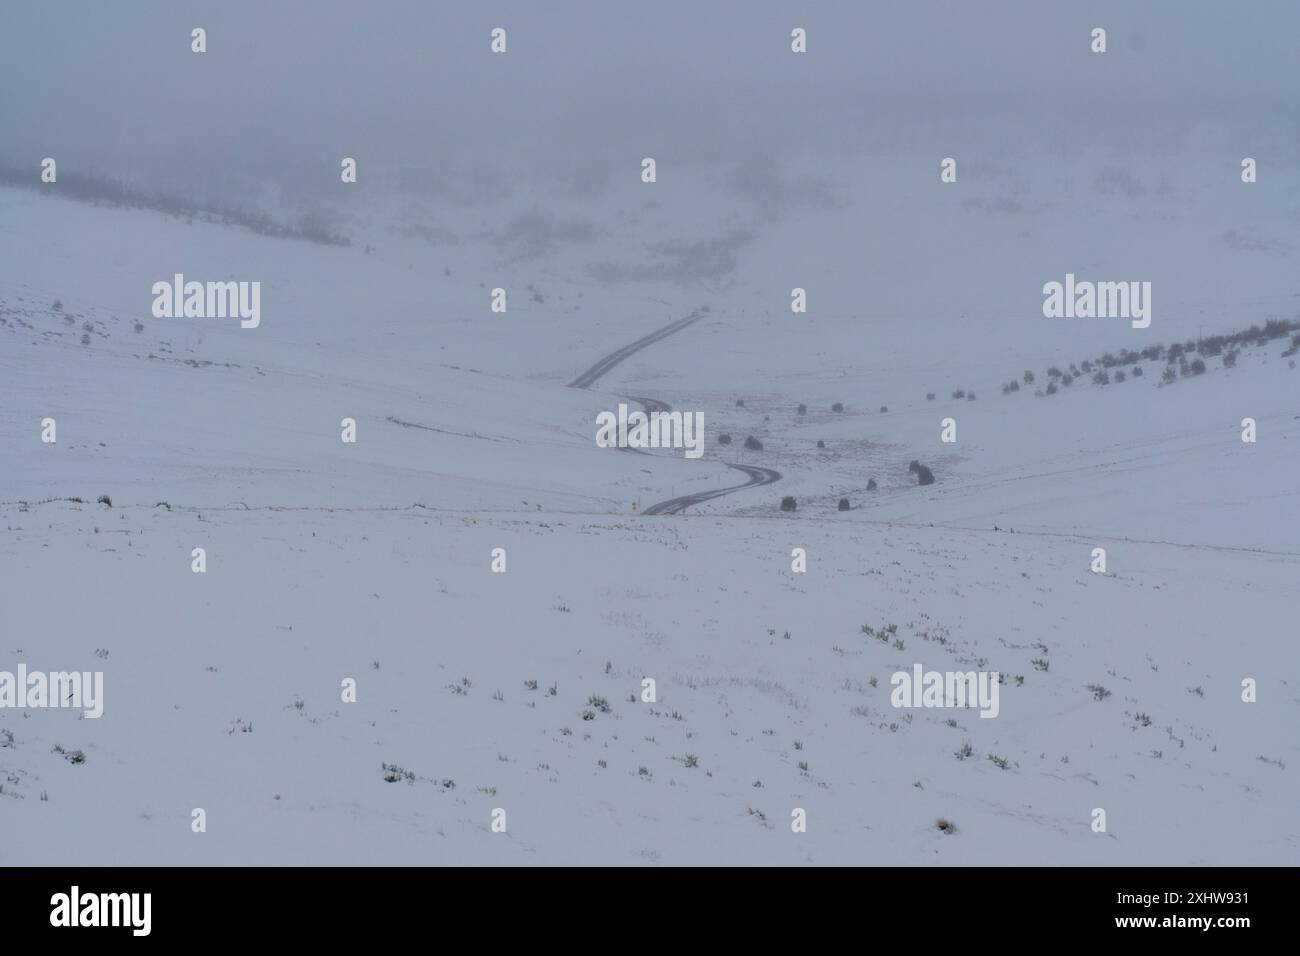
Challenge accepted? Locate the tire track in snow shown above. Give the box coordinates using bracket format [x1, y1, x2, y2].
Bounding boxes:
[566, 312, 701, 389]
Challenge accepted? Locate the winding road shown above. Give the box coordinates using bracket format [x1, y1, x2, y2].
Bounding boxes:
[568, 311, 783, 514]
[641, 463, 782, 515]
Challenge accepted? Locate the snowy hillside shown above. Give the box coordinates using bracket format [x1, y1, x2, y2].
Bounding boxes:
[2, 1, 1298, 867]
[2, 174, 1296, 865]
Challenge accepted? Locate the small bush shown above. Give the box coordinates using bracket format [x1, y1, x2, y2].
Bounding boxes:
[735, 398, 745, 407]
[1023, 370, 1035, 384]
[1092, 370, 1109, 385]
[1114, 370, 1125, 383]
[1189, 358, 1206, 375]
[816, 439, 825, 449]
[717, 433, 732, 445]
[914, 464, 935, 486]
[1222, 350, 1237, 368]
[744, 435, 763, 451]
[1161, 366, 1177, 383]
[780, 496, 797, 512]
[837, 498, 850, 511]
[97, 494, 112, 508]
[1045, 382, 1058, 395]
[831, 402, 844, 413]
[866, 478, 877, 491]
[381, 762, 415, 784]
[796, 403, 807, 416]
[53, 299, 64, 312]
[879, 405, 888, 413]
[926, 393, 935, 401]
[1131, 365, 1143, 377]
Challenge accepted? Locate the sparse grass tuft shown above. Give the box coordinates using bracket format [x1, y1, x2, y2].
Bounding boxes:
[52, 744, 87, 764]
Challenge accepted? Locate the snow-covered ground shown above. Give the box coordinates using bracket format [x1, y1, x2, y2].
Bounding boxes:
[2, 135, 1297, 864]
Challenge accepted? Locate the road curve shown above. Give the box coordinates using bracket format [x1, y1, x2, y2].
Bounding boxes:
[642, 464, 782, 515]
[616, 398, 671, 455]
[626, 396, 672, 415]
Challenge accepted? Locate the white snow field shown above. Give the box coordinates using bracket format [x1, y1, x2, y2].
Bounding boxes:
[1, 144, 1297, 865]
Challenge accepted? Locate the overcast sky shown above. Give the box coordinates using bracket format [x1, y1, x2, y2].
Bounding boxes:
[2, 1, 1296, 203]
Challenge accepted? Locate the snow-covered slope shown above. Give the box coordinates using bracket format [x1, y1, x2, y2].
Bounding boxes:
[1, 160, 1297, 864]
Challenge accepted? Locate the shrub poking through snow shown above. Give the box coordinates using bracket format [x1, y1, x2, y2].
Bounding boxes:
[831, 402, 844, 412]
[867, 478, 877, 491]
[744, 435, 763, 451]
[717, 433, 732, 445]
[908, 462, 935, 486]
[838, 498, 850, 511]
[780, 496, 797, 512]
